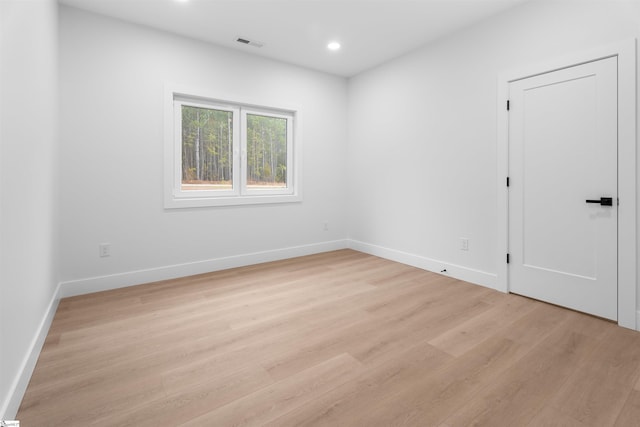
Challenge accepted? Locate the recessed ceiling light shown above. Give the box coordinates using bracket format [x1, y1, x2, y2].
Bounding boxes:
[327, 41, 341, 51]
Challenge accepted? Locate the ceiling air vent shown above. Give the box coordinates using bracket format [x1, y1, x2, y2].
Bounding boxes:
[236, 37, 264, 48]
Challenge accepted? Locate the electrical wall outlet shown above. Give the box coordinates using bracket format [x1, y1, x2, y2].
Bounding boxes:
[99, 243, 111, 257]
[460, 238, 469, 251]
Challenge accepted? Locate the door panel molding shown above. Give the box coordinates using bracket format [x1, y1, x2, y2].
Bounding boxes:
[497, 39, 637, 330]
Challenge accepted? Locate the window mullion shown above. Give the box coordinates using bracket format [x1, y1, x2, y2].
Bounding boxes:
[240, 108, 247, 195]
[232, 106, 241, 196]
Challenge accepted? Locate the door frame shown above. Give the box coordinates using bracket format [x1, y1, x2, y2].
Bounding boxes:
[496, 39, 637, 330]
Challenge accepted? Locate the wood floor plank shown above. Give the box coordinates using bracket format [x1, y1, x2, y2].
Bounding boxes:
[544, 326, 640, 426]
[265, 339, 454, 427]
[527, 406, 590, 427]
[337, 303, 575, 426]
[442, 315, 603, 427]
[18, 369, 166, 426]
[428, 293, 538, 357]
[347, 288, 492, 367]
[26, 298, 374, 401]
[614, 390, 640, 427]
[262, 278, 491, 381]
[181, 353, 364, 426]
[94, 365, 274, 427]
[270, 336, 518, 427]
[16, 249, 640, 427]
[227, 279, 377, 330]
[33, 278, 381, 388]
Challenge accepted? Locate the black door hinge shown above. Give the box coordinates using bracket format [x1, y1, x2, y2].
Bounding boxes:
[506, 253, 510, 264]
[506, 177, 510, 187]
[507, 100, 510, 111]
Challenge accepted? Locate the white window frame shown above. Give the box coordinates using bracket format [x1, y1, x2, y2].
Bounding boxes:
[164, 85, 302, 208]
[241, 108, 294, 196]
[173, 97, 240, 199]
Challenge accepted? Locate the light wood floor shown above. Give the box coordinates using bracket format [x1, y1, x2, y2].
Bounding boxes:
[17, 249, 640, 426]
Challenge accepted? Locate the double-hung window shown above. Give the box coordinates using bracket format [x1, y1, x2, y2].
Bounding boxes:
[165, 89, 300, 208]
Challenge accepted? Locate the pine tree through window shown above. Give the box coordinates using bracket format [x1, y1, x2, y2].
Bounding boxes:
[181, 105, 233, 192]
[246, 113, 287, 189]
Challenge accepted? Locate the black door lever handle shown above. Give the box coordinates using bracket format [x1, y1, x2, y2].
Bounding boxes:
[586, 197, 613, 206]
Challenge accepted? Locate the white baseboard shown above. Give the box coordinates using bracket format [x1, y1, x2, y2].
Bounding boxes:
[636, 311, 640, 332]
[347, 239, 499, 291]
[1, 283, 60, 420]
[59, 240, 349, 298]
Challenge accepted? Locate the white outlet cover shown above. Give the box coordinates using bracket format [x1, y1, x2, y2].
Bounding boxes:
[99, 243, 111, 257]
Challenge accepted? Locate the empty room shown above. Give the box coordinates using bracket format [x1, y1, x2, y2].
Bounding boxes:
[2, 0, 640, 425]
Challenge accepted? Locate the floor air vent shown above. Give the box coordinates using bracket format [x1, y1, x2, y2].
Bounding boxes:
[236, 37, 263, 48]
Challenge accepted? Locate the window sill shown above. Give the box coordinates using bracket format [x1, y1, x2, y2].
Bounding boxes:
[164, 193, 302, 209]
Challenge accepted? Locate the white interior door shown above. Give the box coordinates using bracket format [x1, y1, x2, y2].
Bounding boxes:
[508, 57, 617, 320]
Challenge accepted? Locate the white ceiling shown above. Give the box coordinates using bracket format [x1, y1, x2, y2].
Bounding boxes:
[59, 0, 530, 77]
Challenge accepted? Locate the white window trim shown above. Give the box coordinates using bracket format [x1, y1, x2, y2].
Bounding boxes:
[164, 84, 302, 209]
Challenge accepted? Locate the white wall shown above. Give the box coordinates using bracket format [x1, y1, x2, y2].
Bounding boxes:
[348, 1, 640, 302]
[0, 0, 59, 418]
[58, 7, 349, 292]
